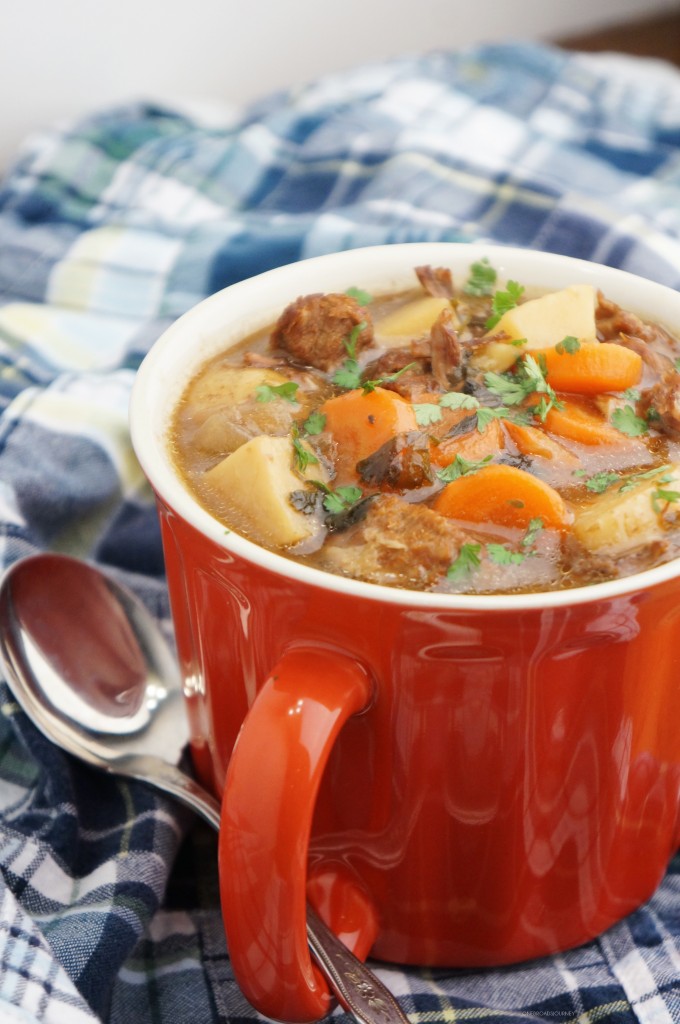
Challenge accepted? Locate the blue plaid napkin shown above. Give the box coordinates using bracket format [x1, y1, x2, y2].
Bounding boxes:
[1, 40, 680, 1024]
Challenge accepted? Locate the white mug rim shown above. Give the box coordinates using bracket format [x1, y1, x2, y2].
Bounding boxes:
[130, 241, 680, 612]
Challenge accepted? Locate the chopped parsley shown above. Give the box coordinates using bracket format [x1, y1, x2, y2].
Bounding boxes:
[485, 281, 525, 331]
[447, 543, 482, 582]
[301, 410, 326, 435]
[463, 258, 497, 297]
[521, 517, 544, 548]
[555, 336, 580, 355]
[361, 362, 417, 394]
[581, 470, 621, 494]
[484, 353, 559, 422]
[332, 322, 367, 389]
[292, 434, 319, 473]
[414, 391, 480, 426]
[487, 544, 526, 566]
[436, 453, 492, 484]
[345, 286, 373, 306]
[619, 465, 672, 493]
[651, 487, 680, 514]
[611, 405, 648, 437]
[255, 381, 300, 404]
[311, 481, 363, 514]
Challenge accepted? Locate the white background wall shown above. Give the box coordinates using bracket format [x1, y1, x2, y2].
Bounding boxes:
[1, 0, 678, 170]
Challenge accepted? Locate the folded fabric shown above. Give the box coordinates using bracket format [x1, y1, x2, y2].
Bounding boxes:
[0, 40, 679, 1023]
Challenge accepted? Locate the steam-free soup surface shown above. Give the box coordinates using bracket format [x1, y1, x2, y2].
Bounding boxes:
[171, 260, 680, 594]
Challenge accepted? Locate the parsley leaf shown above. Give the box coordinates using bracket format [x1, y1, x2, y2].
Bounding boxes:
[521, 517, 544, 548]
[652, 487, 680, 514]
[484, 371, 528, 406]
[485, 281, 525, 330]
[437, 454, 492, 483]
[440, 393, 481, 411]
[582, 470, 620, 494]
[464, 258, 497, 297]
[619, 464, 672, 493]
[361, 362, 417, 395]
[555, 336, 580, 355]
[487, 543, 525, 566]
[292, 435, 319, 473]
[414, 403, 443, 426]
[311, 481, 363, 514]
[332, 322, 368, 389]
[476, 407, 511, 431]
[611, 405, 648, 437]
[332, 360, 363, 389]
[414, 391, 480, 426]
[255, 381, 300, 404]
[346, 286, 373, 306]
[447, 543, 482, 582]
[302, 410, 326, 435]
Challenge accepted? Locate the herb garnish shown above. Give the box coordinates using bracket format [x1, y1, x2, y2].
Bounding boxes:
[436, 454, 492, 484]
[484, 354, 559, 422]
[555, 336, 580, 354]
[302, 410, 326, 435]
[414, 391, 480, 426]
[346, 286, 373, 306]
[652, 488, 680, 513]
[311, 480, 363, 514]
[447, 543, 482, 581]
[485, 281, 525, 331]
[485, 517, 544, 567]
[611, 405, 648, 437]
[255, 381, 300, 404]
[464, 258, 497, 297]
[581, 470, 621, 494]
[619, 465, 672, 493]
[292, 433, 319, 473]
[332, 322, 367, 389]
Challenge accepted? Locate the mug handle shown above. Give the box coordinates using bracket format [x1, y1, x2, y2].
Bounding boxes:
[218, 645, 374, 1023]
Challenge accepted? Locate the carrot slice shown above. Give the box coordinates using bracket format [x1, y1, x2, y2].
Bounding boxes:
[543, 397, 625, 446]
[431, 418, 504, 468]
[433, 464, 571, 531]
[535, 342, 642, 395]
[502, 419, 580, 465]
[321, 386, 417, 478]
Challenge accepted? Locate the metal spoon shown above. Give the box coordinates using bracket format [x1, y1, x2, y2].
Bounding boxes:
[0, 552, 408, 1024]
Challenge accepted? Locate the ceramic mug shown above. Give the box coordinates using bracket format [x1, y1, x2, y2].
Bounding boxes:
[130, 244, 680, 1023]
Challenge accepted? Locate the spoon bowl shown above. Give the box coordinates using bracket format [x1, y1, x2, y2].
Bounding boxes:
[0, 552, 407, 1024]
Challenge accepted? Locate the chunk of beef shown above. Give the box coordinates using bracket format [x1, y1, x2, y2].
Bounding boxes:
[322, 494, 464, 588]
[430, 308, 464, 388]
[357, 430, 434, 491]
[270, 293, 373, 372]
[415, 265, 454, 298]
[597, 292, 678, 352]
[616, 333, 674, 375]
[640, 368, 680, 437]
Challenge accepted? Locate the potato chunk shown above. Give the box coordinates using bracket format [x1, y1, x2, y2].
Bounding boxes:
[374, 296, 451, 347]
[471, 285, 597, 373]
[187, 366, 290, 420]
[205, 436, 319, 547]
[572, 464, 680, 553]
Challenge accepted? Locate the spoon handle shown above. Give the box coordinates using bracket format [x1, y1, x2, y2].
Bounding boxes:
[306, 906, 410, 1024]
[134, 756, 409, 1024]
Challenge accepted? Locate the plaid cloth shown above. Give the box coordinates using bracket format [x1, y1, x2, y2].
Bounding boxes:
[1, 39, 680, 1024]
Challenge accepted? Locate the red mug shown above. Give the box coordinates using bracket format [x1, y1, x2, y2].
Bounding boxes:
[130, 243, 680, 1023]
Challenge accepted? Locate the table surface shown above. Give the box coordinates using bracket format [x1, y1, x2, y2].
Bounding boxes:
[556, 9, 680, 68]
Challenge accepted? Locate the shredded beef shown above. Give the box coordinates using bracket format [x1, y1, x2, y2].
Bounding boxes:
[415, 265, 455, 298]
[430, 308, 464, 388]
[270, 293, 373, 372]
[640, 368, 680, 437]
